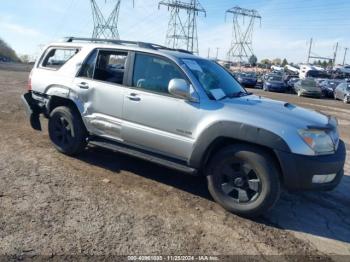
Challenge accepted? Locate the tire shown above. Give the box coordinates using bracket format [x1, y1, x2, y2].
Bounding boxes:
[206, 144, 281, 217]
[48, 106, 87, 155]
[344, 96, 348, 104]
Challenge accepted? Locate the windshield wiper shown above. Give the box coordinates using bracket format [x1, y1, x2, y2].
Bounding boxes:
[229, 91, 252, 98]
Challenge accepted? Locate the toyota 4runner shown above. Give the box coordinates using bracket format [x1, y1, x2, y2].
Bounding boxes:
[22, 37, 346, 217]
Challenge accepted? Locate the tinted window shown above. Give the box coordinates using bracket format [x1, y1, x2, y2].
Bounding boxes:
[301, 80, 316, 87]
[42, 48, 79, 69]
[79, 49, 98, 78]
[132, 53, 185, 94]
[93, 50, 127, 85]
[267, 76, 282, 81]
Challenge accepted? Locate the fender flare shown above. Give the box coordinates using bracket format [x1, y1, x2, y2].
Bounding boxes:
[45, 85, 85, 114]
[188, 121, 290, 168]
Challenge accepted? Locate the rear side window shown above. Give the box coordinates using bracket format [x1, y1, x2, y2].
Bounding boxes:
[93, 50, 128, 85]
[41, 47, 79, 70]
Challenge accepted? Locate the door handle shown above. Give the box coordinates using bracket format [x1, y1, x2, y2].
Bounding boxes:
[127, 93, 141, 101]
[77, 82, 89, 89]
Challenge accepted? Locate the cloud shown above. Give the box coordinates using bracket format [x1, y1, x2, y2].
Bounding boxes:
[0, 21, 42, 37]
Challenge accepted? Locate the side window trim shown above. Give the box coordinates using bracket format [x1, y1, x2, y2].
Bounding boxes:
[76, 48, 99, 79]
[39, 46, 81, 71]
[130, 52, 192, 98]
[77, 48, 129, 87]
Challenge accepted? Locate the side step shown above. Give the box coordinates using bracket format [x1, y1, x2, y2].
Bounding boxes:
[88, 137, 197, 175]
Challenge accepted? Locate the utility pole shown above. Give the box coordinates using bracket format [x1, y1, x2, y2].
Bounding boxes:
[90, 0, 134, 39]
[333, 42, 338, 66]
[343, 47, 348, 66]
[207, 47, 210, 59]
[307, 38, 313, 64]
[216, 47, 219, 60]
[226, 6, 261, 64]
[159, 0, 206, 55]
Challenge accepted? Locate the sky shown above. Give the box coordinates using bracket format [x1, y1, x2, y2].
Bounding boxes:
[0, 0, 349, 64]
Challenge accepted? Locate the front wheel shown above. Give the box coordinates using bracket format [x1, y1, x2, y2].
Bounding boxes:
[48, 106, 87, 155]
[206, 144, 281, 217]
[344, 96, 349, 104]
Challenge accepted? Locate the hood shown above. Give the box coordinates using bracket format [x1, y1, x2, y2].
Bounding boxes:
[221, 95, 329, 131]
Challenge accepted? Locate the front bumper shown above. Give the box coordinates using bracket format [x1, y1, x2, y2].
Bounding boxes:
[21, 92, 42, 130]
[275, 140, 346, 190]
[300, 90, 322, 97]
[267, 85, 286, 92]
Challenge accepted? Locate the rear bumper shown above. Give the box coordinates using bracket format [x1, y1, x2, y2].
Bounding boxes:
[275, 140, 346, 190]
[21, 92, 42, 130]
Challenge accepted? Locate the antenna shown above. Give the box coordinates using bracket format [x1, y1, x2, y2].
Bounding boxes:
[226, 6, 261, 64]
[159, 0, 206, 55]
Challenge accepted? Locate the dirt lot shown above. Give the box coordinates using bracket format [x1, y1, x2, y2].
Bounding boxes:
[0, 69, 349, 260]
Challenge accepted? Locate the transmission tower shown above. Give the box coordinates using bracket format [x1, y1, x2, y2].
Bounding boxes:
[226, 6, 261, 63]
[159, 0, 206, 55]
[90, 0, 134, 39]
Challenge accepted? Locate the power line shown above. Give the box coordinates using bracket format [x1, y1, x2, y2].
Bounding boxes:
[226, 6, 261, 63]
[158, 0, 206, 55]
[90, 0, 134, 39]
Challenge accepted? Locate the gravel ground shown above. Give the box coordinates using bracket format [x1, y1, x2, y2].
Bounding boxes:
[0, 69, 349, 260]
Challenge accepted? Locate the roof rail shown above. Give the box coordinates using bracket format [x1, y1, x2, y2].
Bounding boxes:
[64, 37, 164, 50]
[63, 37, 193, 54]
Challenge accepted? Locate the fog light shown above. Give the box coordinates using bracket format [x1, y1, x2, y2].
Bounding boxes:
[312, 174, 336, 184]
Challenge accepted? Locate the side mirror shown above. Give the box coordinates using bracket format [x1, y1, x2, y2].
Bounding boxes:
[168, 78, 190, 99]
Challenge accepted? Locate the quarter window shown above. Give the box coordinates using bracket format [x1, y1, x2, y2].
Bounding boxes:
[42, 48, 79, 69]
[132, 53, 185, 94]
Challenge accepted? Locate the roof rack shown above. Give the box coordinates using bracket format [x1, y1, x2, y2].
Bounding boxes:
[63, 37, 193, 54]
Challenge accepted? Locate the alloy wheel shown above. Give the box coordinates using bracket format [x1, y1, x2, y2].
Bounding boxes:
[219, 159, 261, 203]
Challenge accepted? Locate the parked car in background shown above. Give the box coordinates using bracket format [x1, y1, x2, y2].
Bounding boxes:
[293, 78, 322, 98]
[299, 64, 329, 79]
[319, 79, 344, 98]
[263, 74, 286, 92]
[236, 72, 257, 87]
[287, 77, 299, 91]
[334, 82, 350, 103]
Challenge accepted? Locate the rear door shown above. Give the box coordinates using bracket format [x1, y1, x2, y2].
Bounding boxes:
[121, 52, 201, 160]
[74, 48, 129, 141]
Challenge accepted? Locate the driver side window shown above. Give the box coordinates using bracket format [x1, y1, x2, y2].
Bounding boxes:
[132, 53, 185, 95]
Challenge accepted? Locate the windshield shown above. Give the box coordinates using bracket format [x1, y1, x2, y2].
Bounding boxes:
[182, 58, 246, 99]
[301, 80, 316, 87]
[306, 70, 329, 78]
[267, 75, 282, 81]
[244, 72, 256, 78]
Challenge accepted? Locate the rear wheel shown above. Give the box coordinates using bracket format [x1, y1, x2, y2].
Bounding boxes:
[206, 144, 280, 217]
[344, 96, 348, 104]
[48, 106, 87, 155]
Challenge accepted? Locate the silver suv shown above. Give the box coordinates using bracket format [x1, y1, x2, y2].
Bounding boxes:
[22, 37, 346, 217]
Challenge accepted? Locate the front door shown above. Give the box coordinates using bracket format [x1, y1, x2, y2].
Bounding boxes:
[121, 53, 201, 160]
[74, 49, 129, 141]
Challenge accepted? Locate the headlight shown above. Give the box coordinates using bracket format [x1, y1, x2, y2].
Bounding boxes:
[298, 129, 335, 155]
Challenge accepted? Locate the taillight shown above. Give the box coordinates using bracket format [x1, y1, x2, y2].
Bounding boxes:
[28, 71, 32, 91]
